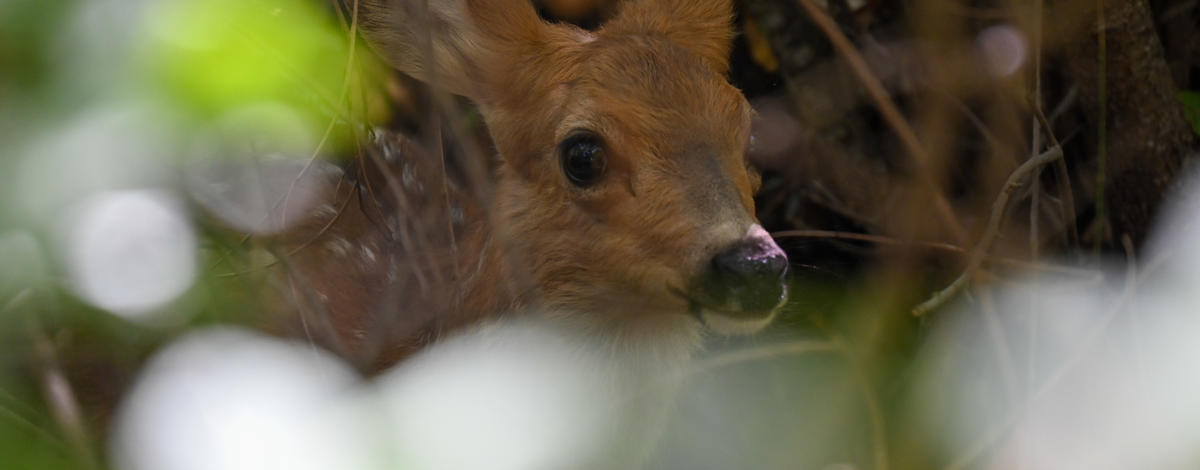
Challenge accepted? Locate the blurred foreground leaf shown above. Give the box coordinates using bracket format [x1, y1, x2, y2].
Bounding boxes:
[140, 0, 354, 130]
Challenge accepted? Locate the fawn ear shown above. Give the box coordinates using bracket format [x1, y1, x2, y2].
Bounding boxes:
[603, 0, 734, 74]
[359, 0, 552, 99]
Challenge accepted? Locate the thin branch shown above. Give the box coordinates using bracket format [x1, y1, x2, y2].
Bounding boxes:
[1026, 2, 1047, 451]
[913, 146, 1064, 316]
[1033, 104, 1079, 246]
[1092, 0, 1108, 251]
[431, 118, 462, 306]
[774, 229, 965, 253]
[771, 229, 1098, 277]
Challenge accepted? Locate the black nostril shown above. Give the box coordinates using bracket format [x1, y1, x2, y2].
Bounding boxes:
[713, 240, 789, 281]
[705, 236, 790, 314]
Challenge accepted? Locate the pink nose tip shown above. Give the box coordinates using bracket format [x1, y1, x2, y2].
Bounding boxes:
[708, 225, 789, 314]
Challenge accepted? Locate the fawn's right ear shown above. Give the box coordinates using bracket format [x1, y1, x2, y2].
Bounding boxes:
[603, 0, 734, 74]
[359, 0, 554, 99]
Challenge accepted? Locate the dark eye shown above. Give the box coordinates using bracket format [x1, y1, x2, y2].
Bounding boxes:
[559, 132, 607, 187]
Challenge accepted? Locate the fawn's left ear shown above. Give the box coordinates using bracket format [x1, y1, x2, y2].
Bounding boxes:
[601, 0, 735, 74]
[358, 0, 572, 99]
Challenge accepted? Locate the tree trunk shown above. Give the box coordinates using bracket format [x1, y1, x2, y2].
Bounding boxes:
[1065, 0, 1197, 245]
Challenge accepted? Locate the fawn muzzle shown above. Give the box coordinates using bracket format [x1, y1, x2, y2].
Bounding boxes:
[694, 225, 789, 324]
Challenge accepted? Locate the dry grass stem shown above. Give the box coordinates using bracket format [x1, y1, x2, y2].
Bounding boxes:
[282, 0, 362, 229]
[690, 339, 839, 374]
[27, 319, 99, 470]
[793, 0, 967, 245]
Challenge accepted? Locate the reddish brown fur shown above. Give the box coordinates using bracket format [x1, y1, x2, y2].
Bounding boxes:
[278, 0, 770, 371]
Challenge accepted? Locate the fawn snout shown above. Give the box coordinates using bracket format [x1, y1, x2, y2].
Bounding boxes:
[708, 225, 789, 314]
[692, 225, 789, 333]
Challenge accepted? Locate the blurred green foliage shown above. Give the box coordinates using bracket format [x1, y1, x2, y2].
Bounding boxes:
[0, 376, 76, 470]
[141, 0, 348, 123]
[0, 1, 380, 467]
[0, 0, 75, 96]
[1181, 91, 1200, 136]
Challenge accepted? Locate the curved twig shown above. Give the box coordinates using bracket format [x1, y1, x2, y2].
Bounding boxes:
[912, 146, 1064, 316]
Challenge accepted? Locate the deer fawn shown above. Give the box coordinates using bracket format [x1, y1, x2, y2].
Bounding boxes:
[275, 0, 788, 374]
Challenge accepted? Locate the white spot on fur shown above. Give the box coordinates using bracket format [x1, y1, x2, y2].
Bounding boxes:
[323, 236, 352, 257]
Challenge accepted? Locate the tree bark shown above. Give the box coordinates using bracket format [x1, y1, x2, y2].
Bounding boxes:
[1065, 0, 1197, 245]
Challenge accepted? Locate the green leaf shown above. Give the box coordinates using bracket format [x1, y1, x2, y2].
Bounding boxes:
[1179, 91, 1200, 136]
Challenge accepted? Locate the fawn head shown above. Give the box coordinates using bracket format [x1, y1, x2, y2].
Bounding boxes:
[360, 0, 788, 338]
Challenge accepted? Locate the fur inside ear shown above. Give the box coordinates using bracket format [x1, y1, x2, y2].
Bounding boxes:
[359, 0, 482, 97]
[358, 0, 550, 99]
[602, 0, 734, 74]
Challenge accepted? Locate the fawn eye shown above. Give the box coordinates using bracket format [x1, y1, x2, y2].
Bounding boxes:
[559, 132, 606, 187]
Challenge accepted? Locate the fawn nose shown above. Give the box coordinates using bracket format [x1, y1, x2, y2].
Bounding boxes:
[705, 225, 789, 316]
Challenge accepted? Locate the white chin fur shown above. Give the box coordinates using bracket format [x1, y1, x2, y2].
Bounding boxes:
[700, 309, 778, 336]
